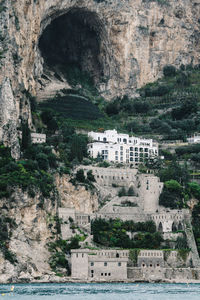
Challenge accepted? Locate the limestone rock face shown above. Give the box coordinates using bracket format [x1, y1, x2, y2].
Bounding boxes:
[0, 189, 57, 283]
[0, 0, 200, 146]
[0, 78, 20, 159]
[56, 174, 98, 214]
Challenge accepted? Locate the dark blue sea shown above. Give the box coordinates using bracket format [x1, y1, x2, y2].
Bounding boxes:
[0, 283, 199, 300]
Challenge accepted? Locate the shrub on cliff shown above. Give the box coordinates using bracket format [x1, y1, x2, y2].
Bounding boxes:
[163, 65, 177, 77]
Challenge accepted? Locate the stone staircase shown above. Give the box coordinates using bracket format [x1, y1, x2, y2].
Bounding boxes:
[184, 216, 200, 268]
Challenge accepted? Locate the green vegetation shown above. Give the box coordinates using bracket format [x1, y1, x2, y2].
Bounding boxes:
[0, 216, 17, 264]
[39, 95, 103, 121]
[118, 186, 135, 197]
[48, 236, 81, 275]
[103, 65, 200, 141]
[91, 218, 163, 249]
[0, 144, 56, 200]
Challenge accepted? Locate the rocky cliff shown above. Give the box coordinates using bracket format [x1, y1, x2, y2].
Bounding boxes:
[0, 173, 98, 283]
[0, 0, 200, 150]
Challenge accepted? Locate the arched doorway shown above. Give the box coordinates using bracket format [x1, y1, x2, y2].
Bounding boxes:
[172, 222, 177, 232]
[158, 222, 163, 233]
[178, 222, 183, 231]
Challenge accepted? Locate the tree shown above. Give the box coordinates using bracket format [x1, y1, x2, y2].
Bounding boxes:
[36, 153, 49, 171]
[87, 170, 96, 182]
[75, 169, 85, 183]
[128, 186, 135, 196]
[21, 121, 31, 151]
[69, 135, 88, 162]
[163, 65, 176, 77]
[118, 187, 126, 197]
[165, 180, 182, 193]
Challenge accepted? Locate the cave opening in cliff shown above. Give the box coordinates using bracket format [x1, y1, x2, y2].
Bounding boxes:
[39, 8, 108, 88]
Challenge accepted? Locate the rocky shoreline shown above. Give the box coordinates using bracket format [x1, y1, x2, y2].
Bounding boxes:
[1, 275, 200, 285]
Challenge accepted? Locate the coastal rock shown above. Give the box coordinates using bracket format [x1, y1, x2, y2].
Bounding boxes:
[55, 174, 99, 214]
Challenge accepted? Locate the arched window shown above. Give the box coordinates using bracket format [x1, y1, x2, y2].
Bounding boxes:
[178, 222, 183, 231]
[172, 222, 177, 232]
[158, 222, 163, 233]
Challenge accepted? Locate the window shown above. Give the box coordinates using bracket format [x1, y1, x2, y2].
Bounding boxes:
[118, 262, 121, 266]
[139, 148, 143, 152]
[120, 151, 123, 155]
[135, 147, 138, 152]
[105, 273, 107, 276]
[108, 273, 111, 276]
[130, 152, 133, 156]
[135, 158, 138, 162]
[130, 147, 133, 151]
[135, 153, 138, 157]
[120, 157, 123, 161]
[101, 273, 103, 276]
[82, 254, 84, 257]
[91, 270, 94, 273]
[98, 137, 100, 141]
[104, 262, 107, 266]
[123, 139, 127, 144]
[76, 254, 78, 258]
[130, 157, 133, 162]
[115, 156, 118, 161]
[115, 151, 118, 155]
[145, 148, 148, 152]
[91, 262, 94, 266]
[103, 138, 107, 142]
[120, 146, 123, 150]
[140, 153, 143, 157]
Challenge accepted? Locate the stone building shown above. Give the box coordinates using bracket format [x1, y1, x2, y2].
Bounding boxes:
[71, 249, 193, 281]
[71, 249, 129, 280]
[88, 130, 158, 164]
[31, 132, 46, 144]
[138, 250, 164, 268]
[19, 131, 46, 144]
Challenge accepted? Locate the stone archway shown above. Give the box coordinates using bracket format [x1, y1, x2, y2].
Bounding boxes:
[172, 222, 177, 232]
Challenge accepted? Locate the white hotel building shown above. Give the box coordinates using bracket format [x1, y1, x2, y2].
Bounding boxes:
[88, 130, 158, 164]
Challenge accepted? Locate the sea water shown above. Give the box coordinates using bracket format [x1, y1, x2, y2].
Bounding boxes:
[0, 283, 199, 300]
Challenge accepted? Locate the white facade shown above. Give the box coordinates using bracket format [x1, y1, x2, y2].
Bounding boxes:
[31, 133, 46, 144]
[88, 130, 158, 164]
[19, 131, 46, 144]
[187, 134, 200, 144]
